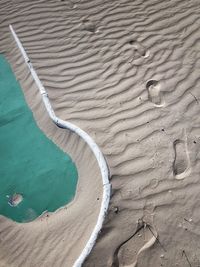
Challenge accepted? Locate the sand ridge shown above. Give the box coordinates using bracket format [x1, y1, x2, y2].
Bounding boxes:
[0, 0, 200, 266]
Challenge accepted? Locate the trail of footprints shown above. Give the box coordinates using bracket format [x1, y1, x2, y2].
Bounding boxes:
[145, 78, 190, 180]
[113, 138, 190, 267]
[73, 4, 194, 267]
[79, 20, 190, 264]
[114, 76, 190, 266]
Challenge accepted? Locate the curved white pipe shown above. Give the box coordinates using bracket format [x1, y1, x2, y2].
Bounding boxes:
[9, 25, 111, 267]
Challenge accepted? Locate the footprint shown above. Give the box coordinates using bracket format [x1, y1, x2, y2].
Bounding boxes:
[112, 221, 157, 267]
[82, 19, 96, 33]
[173, 139, 190, 179]
[146, 80, 164, 107]
[129, 40, 150, 58]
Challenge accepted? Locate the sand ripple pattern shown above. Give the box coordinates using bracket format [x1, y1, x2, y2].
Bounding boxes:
[0, 0, 200, 266]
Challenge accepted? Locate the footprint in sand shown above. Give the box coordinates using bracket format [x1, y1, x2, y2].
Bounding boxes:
[82, 19, 96, 33]
[146, 80, 164, 107]
[112, 221, 157, 267]
[173, 139, 190, 179]
[129, 40, 150, 58]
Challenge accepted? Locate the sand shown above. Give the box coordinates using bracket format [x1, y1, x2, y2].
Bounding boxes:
[0, 0, 200, 266]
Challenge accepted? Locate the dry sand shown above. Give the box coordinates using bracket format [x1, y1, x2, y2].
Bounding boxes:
[0, 0, 200, 266]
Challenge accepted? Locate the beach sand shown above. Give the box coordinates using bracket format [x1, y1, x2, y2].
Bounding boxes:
[0, 0, 200, 266]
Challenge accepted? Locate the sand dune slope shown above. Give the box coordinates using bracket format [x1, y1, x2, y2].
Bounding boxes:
[1, 0, 200, 266]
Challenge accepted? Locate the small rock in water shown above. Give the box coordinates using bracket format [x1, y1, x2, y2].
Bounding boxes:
[8, 193, 23, 207]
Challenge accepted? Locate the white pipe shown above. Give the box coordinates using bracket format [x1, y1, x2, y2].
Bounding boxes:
[9, 24, 111, 267]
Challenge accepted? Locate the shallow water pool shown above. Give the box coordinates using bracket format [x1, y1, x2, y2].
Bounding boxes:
[0, 55, 78, 223]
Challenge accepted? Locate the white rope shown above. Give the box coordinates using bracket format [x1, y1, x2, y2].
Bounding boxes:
[9, 25, 111, 267]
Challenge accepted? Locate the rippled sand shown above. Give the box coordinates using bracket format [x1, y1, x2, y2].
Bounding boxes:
[0, 0, 200, 266]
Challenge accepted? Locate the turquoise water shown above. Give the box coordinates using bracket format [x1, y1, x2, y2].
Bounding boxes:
[0, 55, 78, 223]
